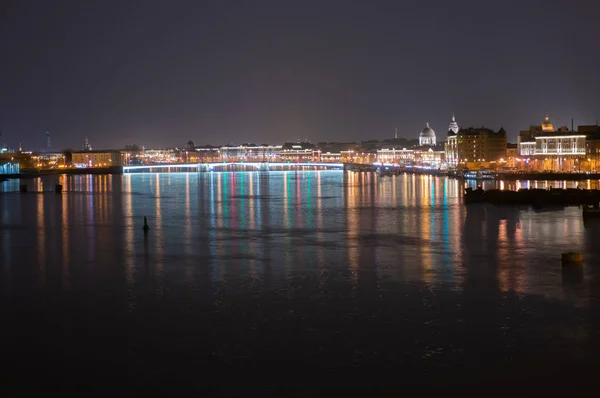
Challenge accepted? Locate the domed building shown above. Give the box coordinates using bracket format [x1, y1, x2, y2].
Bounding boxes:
[541, 115, 554, 132]
[449, 113, 459, 134]
[419, 122, 436, 146]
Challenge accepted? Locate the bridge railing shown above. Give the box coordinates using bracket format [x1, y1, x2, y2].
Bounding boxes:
[122, 162, 345, 173]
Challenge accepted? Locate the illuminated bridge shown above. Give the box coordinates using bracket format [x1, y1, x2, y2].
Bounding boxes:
[122, 162, 346, 173]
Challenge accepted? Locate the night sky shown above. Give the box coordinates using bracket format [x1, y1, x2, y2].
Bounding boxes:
[1, 0, 599, 150]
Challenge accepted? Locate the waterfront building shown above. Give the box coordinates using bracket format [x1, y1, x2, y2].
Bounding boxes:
[449, 113, 459, 134]
[445, 132, 458, 168]
[419, 123, 436, 146]
[320, 152, 342, 162]
[581, 125, 600, 172]
[541, 115, 554, 132]
[517, 116, 592, 172]
[280, 142, 317, 162]
[31, 152, 68, 168]
[0, 160, 19, 174]
[191, 145, 221, 162]
[71, 150, 122, 167]
[376, 148, 414, 164]
[506, 143, 518, 169]
[219, 144, 283, 162]
[414, 147, 446, 168]
[517, 122, 543, 165]
[141, 149, 178, 164]
[456, 127, 507, 169]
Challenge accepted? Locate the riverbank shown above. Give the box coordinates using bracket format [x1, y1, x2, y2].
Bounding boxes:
[0, 166, 123, 180]
[497, 172, 600, 181]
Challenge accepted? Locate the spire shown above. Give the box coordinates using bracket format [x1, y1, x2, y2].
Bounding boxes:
[394, 128, 398, 139]
[426, 122, 430, 128]
[452, 113, 456, 122]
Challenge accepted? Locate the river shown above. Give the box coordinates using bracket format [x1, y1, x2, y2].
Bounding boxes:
[1, 171, 600, 395]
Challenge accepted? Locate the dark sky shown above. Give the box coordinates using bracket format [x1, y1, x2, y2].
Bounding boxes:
[1, 0, 599, 150]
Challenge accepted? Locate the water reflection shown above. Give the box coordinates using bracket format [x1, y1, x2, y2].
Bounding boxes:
[0, 172, 597, 307]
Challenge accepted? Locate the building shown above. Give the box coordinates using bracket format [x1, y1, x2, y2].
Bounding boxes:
[506, 143, 518, 169]
[456, 127, 507, 169]
[581, 125, 600, 172]
[0, 160, 19, 175]
[541, 115, 554, 132]
[191, 145, 221, 162]
[414, 147, 446, 168]
[449, 113, 459, 134]
[517, 116, 590, 172]
[71, 150, 122, 167]
[141, 149, 178, 164]
[376, 148, 414, 164]
[219, 144, 283, 162]
[280, 142, 318, 162]
[419, 123, 436, 146]
[445, 132, 458, 168]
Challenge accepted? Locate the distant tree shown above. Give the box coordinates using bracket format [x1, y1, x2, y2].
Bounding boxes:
[187, 140, 195, 150]
[124, 144, 141, 152]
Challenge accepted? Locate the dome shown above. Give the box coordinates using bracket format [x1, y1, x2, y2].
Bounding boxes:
[419, 122, 437, 146]
[541, 115, 554, 132]
[420, 123, 436, 138]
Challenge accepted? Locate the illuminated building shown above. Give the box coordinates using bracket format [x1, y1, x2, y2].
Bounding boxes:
[72, 150, 122, 168]
[414, 147, 446, 167]
[320, 152, 342, 162]
[517, 116, 593, 172]
[0, 160, 19, 174]
[541, 115, 554, 132]
[31, 152, 68, 169]
[280, 142, 318, 162]
[444, 114, 460, 167]
[376, 148, 414, 164]
[506, 143, 518, 169]
[220, 144, 282, 162]
[141, 149, 178, 164]
[191, 146, 221, 162]
[449, 113, 459, 134]
[581, 125, 600, 172]
[445, 132, 458, 168]
[419, 122, 436, 146]
[456, 127, 507, 169]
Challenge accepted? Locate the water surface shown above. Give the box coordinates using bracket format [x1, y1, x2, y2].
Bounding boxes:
[2, 171, 600, 395]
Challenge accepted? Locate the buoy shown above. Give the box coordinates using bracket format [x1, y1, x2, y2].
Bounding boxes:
[143, 216, 150, 232]
[562, 252, 583, 265]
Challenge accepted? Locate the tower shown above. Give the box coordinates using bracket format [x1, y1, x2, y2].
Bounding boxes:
[449, 113, 459, 134]
[394, 128, 398, 139]
[82, 138, 92, 151]
[46, 131, 51, 152]
[541, 115, 554, 132]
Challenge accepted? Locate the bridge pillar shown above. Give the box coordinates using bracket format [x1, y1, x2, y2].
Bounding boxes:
[198, 163, 210, 172]
[258, 162, 269, 171]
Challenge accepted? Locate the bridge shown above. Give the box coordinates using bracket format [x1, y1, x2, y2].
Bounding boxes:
[122, 162, 346, 173]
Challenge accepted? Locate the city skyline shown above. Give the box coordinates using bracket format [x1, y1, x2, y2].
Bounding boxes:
[1, 0, 600, 149]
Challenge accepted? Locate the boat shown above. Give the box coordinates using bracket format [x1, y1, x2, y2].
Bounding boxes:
[462, 170, 497, 180]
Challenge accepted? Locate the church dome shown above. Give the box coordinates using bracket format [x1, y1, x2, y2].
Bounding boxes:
[541, 115, 554, 132]
[419, 122, 437, 146]
[420, 123, 436, 138]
